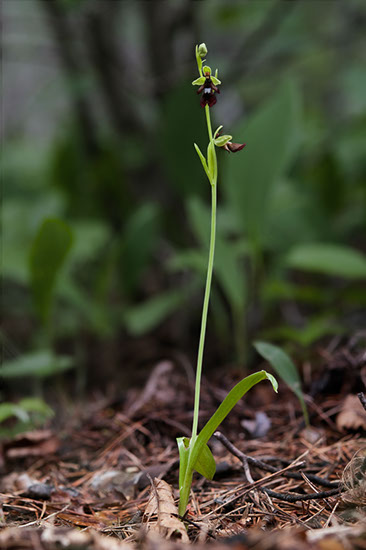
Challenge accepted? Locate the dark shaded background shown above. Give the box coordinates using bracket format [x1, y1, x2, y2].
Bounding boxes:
[2, 0, 366, 407]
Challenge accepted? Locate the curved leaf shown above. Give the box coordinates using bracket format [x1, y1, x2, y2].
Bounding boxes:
[192, 371, 277, 469]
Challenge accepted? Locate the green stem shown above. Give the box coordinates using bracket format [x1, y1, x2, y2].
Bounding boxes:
[179, 102, 218, 517]
[191, 104, 216, 444]
[191, 182, 217, 443]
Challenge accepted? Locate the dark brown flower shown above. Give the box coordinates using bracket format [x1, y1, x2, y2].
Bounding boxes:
[223, 141, 246, 153]
[194, 71, 221, 108]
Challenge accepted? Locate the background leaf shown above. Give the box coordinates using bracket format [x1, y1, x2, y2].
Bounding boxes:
[0, 350, 74, 378]
[224, 79, 301, 245]
[285, 243, 366, 279]
[254, 341, 309, 425]
[29, 218, 73, 324]
[123, 289, 187, 336]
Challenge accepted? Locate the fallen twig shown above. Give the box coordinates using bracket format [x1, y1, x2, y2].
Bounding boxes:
[214, 431, 339, 488]
[261, 487, 341, 503]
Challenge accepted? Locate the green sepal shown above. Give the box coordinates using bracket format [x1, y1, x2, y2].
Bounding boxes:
[194, 143, 211, 182]
[211, 76, 221, 86]
[202, 65, 211, 75]
[192, 76, 205, 86]
[214, 134, 232, 147]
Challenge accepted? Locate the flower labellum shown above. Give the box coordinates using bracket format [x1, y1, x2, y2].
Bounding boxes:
[223, 141, 246, 153]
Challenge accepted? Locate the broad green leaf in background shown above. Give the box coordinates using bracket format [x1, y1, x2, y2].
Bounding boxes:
[123, 289, 187, 336]
[67, 220, 110, 266]
[0, 403, 29, 424]
[0, 398, 53, 425]
[121, 203, 160, 294]
[224, 79, 301, 246]
[0, 350, 74, 378]
[0, 397, 54, 439]
[16, 397, 54, 418]
[254, 341, 309, 426]
[2, 196, 64, 284]
[29, 218, 73, 324]
[285, 243, 366, 279]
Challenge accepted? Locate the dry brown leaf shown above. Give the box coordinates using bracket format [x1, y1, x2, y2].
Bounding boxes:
[145, 478, 189, 543]
[336, 395, 366, 431]
[3, 429, 60, 459]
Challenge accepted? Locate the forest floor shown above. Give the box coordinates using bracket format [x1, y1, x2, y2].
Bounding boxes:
[1, 338, 366, 549]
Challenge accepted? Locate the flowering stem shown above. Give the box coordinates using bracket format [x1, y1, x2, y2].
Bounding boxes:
[191, 105, 217, 445]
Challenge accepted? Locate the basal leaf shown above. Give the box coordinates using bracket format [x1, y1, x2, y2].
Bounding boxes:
[190, 371, 277, 472]
[192, 441, 216, 480]
[254, 341, 309, 425]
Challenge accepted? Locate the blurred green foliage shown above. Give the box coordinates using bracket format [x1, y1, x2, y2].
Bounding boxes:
[1, 0, 366, 401]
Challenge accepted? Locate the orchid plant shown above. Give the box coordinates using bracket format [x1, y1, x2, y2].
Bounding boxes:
[176, 44, 278, 517]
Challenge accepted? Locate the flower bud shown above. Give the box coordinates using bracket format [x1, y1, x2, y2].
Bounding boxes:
[198, 43, 208, 58]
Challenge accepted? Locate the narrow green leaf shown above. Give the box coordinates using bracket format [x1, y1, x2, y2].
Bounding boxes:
[189, 371, 277, 471]
[254, 341, 309, 426]
[29, 218, 73, 324]
[194, 143, 211, 182]
[285, 243, 366, 279]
